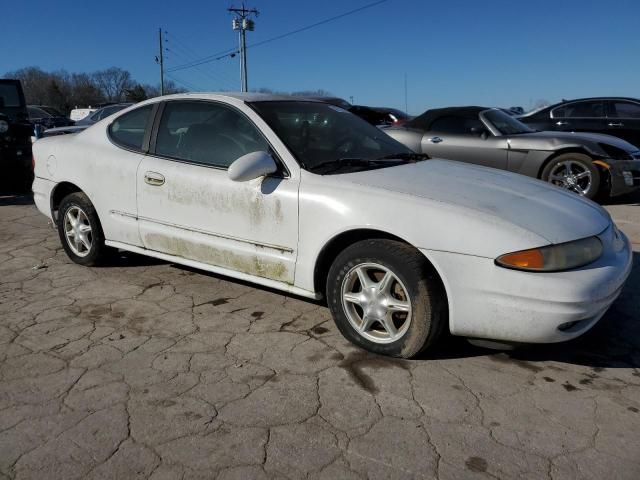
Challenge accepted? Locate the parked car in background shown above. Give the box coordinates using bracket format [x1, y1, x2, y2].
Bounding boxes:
[518, 97, 640, 148]
[32, 93, 632, 358]
[384, 106, 640, 199]
[75, 103, 133, 126]
[39, 104, 134, 137]
[28, 105, 74, 129]
[500, 107, 525, 116]
[305, 96, 352, 109]
[350, 105, 411, 126]
[0, 79, 33, 191]
[70, 107, 97, 122]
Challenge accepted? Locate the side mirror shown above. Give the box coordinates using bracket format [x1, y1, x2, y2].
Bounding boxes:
[228, 151, 278, 182]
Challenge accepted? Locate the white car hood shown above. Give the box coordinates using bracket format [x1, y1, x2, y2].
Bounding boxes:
[342, 159, 610, 244]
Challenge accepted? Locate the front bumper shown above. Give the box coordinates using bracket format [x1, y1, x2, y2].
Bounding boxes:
[422, 225, 633, 344]
[608, 159, 640, 197]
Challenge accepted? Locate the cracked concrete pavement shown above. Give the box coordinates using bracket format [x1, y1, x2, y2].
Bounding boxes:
[0, 193, 639, 479]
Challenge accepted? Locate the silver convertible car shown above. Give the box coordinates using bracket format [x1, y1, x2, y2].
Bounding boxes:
[32, 94, 632, 358]
[384, 106, 640, 200]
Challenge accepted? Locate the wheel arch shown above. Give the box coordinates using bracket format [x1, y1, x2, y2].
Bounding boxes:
[536, 147, 597, 179]
[312, 229, 450, 316]
[50, 181, 84, 221]
[536, 148, 610, 194]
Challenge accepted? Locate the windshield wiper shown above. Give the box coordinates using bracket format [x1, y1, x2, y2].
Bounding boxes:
[309, 157, 409, 174]
[376, 152, 430, 161]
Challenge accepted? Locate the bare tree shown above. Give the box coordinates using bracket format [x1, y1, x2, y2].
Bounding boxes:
[92, 67, 134, 102]
[141, 80, 186, 99]
[291, 89, 332, 97]
[5, 67, 51, 105]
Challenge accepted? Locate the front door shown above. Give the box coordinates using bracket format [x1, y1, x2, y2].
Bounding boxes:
[421, 114, 508, 169]
[136, 100, 299, 284]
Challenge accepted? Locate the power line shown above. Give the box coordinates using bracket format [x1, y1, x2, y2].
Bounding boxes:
[167, 0, 391, 73]
[165, 72, 201, 91]
[165, 46, 236, 90]
[248, 0, 390, 52]
[164, 31, 239, 90]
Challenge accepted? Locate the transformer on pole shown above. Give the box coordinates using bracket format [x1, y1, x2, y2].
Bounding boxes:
[229, 4, 258, 92]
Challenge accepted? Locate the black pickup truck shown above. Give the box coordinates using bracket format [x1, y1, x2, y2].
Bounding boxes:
[0, 79, 33, 192]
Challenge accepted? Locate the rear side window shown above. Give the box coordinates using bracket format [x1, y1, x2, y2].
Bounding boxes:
[553, 101, 604, 118]
[109, 105, 153, 151]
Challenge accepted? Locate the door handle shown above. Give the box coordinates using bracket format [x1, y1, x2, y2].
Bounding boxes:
[555, 121, 569, 126]
[429, 136, 443, 144]
[144, 171, 165, 186]
[608, 122, 624, 127]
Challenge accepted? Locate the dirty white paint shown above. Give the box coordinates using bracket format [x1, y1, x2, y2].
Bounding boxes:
[32, 92, 632, 345]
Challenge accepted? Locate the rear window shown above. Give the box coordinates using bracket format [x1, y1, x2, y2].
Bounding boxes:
[0, 83, 22, 108]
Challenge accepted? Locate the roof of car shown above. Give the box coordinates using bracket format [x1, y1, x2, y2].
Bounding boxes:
[520, 97, 640, 117]
[406, 106, 489, 129]
[152, 92, 325, 103]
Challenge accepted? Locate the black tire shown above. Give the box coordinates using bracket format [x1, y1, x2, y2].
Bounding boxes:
[326, 239, 446, 358]
[541, 153, 601, 200]
[57, 192, 110, 266]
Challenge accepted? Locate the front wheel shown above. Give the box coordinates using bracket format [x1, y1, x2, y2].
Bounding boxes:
[541, 153, 601, 199]
[326, 239, 445, 358]
[57, 192, 110, 266]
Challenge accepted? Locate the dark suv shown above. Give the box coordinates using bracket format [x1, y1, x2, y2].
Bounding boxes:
[518, 97, 640, 148]
[0, 79, 33, 191]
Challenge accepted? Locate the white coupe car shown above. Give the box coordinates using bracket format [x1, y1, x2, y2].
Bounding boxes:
[32, 93, 633, 358]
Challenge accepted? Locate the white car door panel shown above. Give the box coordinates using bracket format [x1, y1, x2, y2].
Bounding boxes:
[137, 158, 297, 283]
[136, 100, 298, 284]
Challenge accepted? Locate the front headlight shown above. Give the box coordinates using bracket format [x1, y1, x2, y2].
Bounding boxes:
[0, 120, 8, 133]
[495, 236, 603, 272]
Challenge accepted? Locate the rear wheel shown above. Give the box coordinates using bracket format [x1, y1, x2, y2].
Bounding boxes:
[57, 192, 110, 266]
[541, 153, 600, 199]
[326, 239, 445, 358]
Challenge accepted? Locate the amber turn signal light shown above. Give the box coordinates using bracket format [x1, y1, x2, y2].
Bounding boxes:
[496, 249, 544, 269]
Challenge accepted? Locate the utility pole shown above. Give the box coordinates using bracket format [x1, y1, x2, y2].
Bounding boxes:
[156, 28, 165, 95]
[229, 3, 258, 92]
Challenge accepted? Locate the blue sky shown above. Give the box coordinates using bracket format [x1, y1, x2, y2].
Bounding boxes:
[2, 0, 639, 114]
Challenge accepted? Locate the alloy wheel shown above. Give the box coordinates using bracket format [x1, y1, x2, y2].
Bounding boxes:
[341, 262, 412, 344]
[548, 160, 592, 196]
[63, 206, 93, 257]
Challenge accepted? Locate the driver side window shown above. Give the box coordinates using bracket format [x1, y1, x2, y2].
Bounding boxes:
[154, 101, 269, 168]
[430, 115, 484, 135]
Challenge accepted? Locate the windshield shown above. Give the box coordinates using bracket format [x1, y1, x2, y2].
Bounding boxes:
[482, 109, 535, 135]
[249, 101, 414, 171]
